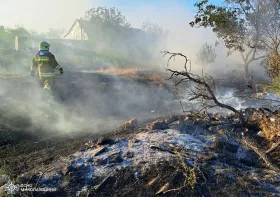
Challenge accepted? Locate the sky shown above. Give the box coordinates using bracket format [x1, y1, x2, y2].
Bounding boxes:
[0, 0, 223, 32]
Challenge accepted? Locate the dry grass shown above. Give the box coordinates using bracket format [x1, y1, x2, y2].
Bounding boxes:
[160, 151, 198, 195]
[147, 74, 165, 83]
[259, 114, 280, 141]
[95, 68, 139, 77]
[0, 72, 27, 79]
[95, 68, 166, 83]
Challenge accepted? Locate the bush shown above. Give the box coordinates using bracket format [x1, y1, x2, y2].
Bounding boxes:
[261, 75, 280, 96]
[264, 51, 280, 79]
[270, 75, 280, 95]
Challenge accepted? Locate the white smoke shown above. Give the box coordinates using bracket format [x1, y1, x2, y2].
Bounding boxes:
[216, 88, 246, 110]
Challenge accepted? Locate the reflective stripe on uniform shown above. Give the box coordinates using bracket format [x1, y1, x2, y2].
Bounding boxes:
[55, 65, 61, 70]
[39, 72, 56, 77]
[35, 57, 50, 62]
[43, 84, 52, 93]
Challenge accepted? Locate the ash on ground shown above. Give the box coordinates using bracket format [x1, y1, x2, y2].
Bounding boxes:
[2, 110, 280, 197]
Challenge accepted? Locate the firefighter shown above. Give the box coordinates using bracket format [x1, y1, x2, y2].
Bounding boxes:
[31, 41, 63, 95]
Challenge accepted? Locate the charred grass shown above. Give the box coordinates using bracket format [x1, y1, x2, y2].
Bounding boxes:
[0, 109, 99, 179]
[78, 160, 209, 197]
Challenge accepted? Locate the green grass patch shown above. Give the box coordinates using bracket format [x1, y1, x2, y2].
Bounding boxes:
[0, 168, 7, 175]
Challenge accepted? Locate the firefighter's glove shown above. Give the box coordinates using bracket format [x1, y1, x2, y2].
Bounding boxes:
[59, 67, 64, 74]
[31, 70, 35, 77]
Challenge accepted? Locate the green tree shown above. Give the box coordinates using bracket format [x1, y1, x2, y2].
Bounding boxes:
[190, 0, 279, 80]
[196, 43, 217, 68]
[6, 25, 30, 37]
[141, 20, 169, 55]
[84, 6, 131, 27]
[42, 28, 65, 39]
[0, 26, 5, 37]
[141, 20, 169, 37]
[0, 25, 30, 49]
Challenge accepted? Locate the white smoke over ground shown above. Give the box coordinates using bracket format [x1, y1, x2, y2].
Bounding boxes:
[0, 68, 175, 136]
[215, 89, 247, 110]
[0, 75, 83, 134]
[0, 0, 277, 138]
[176, 88, 246, 114]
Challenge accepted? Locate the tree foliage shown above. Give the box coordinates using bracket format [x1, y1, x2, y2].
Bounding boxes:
[264, 51, 280, 78]
[141, 20, 169, 37]
[259, 0, 280, 79]
[5, 25, 30, 37]
[43, 28, 65, 39]
[0, 25, 30, 49]
[190, 0, 280, 79]
[270, 75, 280, 95]
[190, 0, 280, 52]
[190, 0, 248, 53]
[196, 43, 217, 67]
[0, 25, 30, 38]
[84, 6, 131, 27]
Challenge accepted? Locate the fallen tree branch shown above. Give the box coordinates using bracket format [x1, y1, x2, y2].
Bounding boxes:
[266, 140, 280, 154]
[150, 145, 176, 155]
[161, 51, 246, 125]
[94, 172, 114, 191]
[242, 135, 280, 172]
[35, 166, 56, 187]
[163, 184, 188, 195]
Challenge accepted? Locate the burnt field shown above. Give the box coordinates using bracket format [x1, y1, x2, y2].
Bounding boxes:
[0, 70, 280, 197]
[0, 71, 175, 177]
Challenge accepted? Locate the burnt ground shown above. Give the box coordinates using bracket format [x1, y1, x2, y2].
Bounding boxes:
[0, 71, 175, 179]
[0, 71, 279, 197]
[2, 112, 280, 197]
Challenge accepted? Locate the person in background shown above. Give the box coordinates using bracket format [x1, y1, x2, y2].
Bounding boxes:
[31, 41, 63, 96]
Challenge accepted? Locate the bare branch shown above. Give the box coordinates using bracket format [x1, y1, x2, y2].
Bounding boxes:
[242, 135, 280, 172]
[163, 51, 246, 125]
[266, 140, 280, 154]
[253, 54, 267, 61]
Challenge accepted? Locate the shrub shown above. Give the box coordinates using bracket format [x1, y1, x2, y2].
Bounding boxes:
[264, 51, 280, 79]
[260, 75, 280, 96]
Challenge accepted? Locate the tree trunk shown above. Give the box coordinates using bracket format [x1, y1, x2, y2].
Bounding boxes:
[244, 63, 249, 85]
[244, 63, 249, 78]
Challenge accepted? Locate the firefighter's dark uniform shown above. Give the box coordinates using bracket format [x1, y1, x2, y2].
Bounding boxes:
[31, 50, 62, 94]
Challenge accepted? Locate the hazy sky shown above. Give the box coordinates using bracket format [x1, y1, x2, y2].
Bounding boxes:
[0, 0, 93, 32]
[0, 0, 229, 60]
[0, 0, 223, 32]
[0, 0, 242, 69]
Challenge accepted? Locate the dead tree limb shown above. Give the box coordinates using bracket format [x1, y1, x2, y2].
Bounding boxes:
[94, 172, 114, 191]
[161, 51, 246, 125]
[266, 140, 280, 154]
[242, 135, 280, 172]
